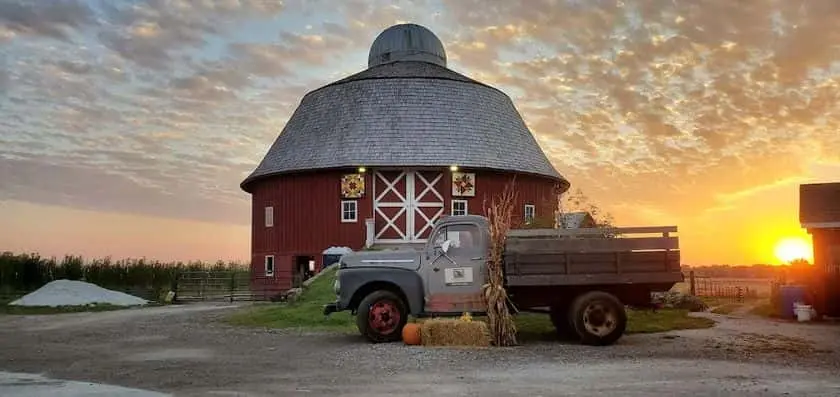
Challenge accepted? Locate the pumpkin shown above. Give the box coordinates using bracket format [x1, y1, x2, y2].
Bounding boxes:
[402, 322, 422, 345]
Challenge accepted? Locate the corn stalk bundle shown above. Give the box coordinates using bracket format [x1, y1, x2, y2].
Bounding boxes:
[481, 180, 518, 346]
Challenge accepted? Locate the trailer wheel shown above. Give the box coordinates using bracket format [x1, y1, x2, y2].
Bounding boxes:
[569, 291, 627, 346]
[356, 290, 408, 343]
[549, 304, 575, 339]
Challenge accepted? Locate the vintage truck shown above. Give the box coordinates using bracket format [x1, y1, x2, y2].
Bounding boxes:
[323, 214, 683, 346]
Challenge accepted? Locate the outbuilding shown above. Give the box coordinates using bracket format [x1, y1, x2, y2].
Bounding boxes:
[799, 182, 840, 318]
[241, 23, 569, 294]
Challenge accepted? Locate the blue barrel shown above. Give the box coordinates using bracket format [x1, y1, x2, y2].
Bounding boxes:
[779, 285, 806, 319]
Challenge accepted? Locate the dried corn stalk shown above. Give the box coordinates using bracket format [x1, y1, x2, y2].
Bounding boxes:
[481, 179, 518, 346]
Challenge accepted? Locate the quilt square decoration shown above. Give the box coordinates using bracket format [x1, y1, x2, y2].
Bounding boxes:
[452, 172, 475, 197]
[341, 173, 365, 198]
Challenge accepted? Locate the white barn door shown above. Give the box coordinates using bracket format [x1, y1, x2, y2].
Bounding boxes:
[373, 169, 444, 244]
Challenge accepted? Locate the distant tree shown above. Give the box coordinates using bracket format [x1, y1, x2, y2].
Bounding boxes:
[788, 258, 811, 267]
[552, 188, 617, 239]
[556, 188, 615, 229]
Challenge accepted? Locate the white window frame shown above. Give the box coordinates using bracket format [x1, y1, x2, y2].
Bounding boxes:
[264, 206, 274, 227]
[265, 255, 275, 277]
[524, 204, 535, 224]
[451, 199, 468, 216]
[341, 200, 358, 223]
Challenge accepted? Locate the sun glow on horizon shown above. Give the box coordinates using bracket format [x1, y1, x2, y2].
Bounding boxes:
[774, 237, 813, 264]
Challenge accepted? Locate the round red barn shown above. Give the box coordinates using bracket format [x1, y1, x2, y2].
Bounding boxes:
[240, 23, 570, 294]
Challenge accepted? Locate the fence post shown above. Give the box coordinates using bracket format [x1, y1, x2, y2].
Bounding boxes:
[230, 271, 235, 303]
[689, 271, 696, 296]
[173, 271, 180, 303]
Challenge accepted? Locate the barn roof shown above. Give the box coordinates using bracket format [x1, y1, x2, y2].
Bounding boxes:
[241, 23, 567, 193]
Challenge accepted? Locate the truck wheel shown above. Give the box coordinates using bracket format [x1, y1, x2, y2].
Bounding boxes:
[569, 291, 627, 346]
[356, 290, 408, 343]
[549, 304, 575, 340]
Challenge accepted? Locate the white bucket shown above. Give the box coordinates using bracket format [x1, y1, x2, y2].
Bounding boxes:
[794, 304, 813, 322]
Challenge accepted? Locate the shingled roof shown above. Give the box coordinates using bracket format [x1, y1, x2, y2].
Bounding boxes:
[241, 24, 567, 193]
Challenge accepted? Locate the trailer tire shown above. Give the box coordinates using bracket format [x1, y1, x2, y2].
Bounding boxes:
[569, 291, 627, 346]
[549, 304, 575, 339]
[356, 290, 408, 343]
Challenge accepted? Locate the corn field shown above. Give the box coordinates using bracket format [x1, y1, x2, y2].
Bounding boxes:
[0, 251, 248, 302]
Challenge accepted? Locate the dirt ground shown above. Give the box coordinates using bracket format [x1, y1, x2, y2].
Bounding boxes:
[1, 303, 839, 397]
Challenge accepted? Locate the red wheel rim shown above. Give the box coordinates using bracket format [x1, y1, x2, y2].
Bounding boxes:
[369, 300, 400, 334]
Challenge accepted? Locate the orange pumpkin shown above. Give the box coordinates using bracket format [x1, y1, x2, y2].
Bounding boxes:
[402, 323, 422, 345]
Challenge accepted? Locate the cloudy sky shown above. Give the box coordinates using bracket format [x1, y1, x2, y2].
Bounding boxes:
[1, 0, 837, 265]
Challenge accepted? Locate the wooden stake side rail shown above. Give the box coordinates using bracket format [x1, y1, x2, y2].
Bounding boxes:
[508, 225, 678, 238]
[505, 236, 679, 253]
[506, 272, 685, 287]
[503, 226, 681, 287]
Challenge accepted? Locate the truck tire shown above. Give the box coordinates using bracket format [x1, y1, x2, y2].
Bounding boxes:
[356, 290, 408, 343]
[569, 291, 627, 346]
[549, 304, 575, 340]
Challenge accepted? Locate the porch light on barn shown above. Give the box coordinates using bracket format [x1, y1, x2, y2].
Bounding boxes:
[450, 165, 459, 172]
[358, 167, 366, 173]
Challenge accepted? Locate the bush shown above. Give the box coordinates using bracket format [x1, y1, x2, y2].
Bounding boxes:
[651, 291, 708, 312]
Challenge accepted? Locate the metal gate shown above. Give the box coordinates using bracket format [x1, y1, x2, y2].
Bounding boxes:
[175, 271, 257, 302]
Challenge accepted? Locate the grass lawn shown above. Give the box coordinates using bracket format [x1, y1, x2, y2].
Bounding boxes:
[225, 267, 716, 338]
[749, 300, 777, 318]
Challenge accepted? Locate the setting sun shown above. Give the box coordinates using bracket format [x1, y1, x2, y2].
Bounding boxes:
[774, 237, 813, 264]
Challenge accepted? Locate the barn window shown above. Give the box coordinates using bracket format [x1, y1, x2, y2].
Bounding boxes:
[524, 204, 535, 224]
[341, 200, 358, 223]
[452, 200, 468, 216]
[264, 206, 274, 227]
[265, 255, 275, 277]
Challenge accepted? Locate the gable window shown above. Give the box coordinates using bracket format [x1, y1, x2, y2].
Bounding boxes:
[341, 200, 358, 223]
[524, 204, 535, 224]
[452, 199, 468, 216]
[264, 206, 274, 227]
[265, 255, 275, 277]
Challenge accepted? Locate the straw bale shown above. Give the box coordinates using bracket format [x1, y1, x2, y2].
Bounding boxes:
[420, 318, 492, 347]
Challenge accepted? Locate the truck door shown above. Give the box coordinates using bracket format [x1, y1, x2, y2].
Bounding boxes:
[422, 222, 487, 314]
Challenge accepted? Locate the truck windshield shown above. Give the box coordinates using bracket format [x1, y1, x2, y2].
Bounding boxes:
[432, 223, 479, 254]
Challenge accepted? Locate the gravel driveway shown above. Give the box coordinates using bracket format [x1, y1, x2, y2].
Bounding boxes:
[1, 303, 839, 396]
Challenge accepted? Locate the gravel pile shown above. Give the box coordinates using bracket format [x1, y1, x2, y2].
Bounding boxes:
[9, 279, 148, 307]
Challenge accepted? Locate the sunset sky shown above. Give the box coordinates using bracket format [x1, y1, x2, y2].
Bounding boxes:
[1, 0, 837, 266]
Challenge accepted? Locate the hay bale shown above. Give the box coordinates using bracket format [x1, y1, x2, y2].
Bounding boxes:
[420, 318, 492, 347]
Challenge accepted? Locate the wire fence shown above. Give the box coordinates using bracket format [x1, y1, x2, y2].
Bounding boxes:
[173, 271, 285, 302]
[683, 271, 770, 302]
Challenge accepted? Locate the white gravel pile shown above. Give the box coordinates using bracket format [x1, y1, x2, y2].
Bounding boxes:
[9, 279, 149, 307]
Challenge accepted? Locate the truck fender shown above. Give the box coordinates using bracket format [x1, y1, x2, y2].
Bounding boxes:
[343, 267, 425, 315]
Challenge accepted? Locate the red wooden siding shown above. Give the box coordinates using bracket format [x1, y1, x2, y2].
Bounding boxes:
[247, 167, 561, 294]
[249, 169, 372, 292]
[445, 170, 561, 227]
[809, 228, 840, 317]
